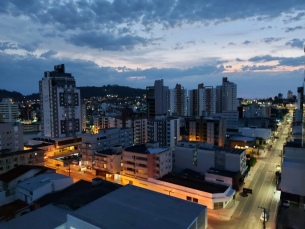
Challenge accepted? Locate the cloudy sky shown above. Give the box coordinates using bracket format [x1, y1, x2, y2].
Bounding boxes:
[0, 0, 304, 98]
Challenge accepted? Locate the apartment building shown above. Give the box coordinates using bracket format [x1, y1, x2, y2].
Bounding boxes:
[0, 122, 23, 152]
[121, 142, 172, 180]
[147, 117, 179, 148]
[174, 141, 247, 176]
[93, 116, 115, 133]
[146, 79, 168, 118]
[39, 64, 81, 138]
[81, 102, 86, 132]
[188, 116, 226, 146]
[81, 128, 133, 167]
[221, 77, 237, 112]
[93, 145, 122, 178]
[168, 84, 187, 116]
[0, 98, 18, 123]
[243, 104, 271, 118]
[0, 148, 45, 174]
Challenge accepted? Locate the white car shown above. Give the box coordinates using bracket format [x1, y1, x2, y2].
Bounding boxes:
[260, 212, 268, 222]
[283, 200, 290, 207]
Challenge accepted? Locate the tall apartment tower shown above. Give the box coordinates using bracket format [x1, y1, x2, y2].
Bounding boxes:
[146, 79, 168, 118]
[221, 77, 237, 112]
[168, 84, 187, 116]
[0, 98, 19, 122]
[188, 83, 216, 116]
[39, 64, 81, 138]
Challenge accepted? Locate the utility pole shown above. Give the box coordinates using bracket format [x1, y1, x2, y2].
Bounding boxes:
[258, 206, 266, 229]
[69, 162, 71, 177]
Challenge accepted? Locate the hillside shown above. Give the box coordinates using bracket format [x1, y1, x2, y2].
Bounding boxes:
[0, 85, 146, 101]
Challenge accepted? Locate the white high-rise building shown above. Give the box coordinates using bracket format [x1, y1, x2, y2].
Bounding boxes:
[221, 77, 237, 112]
[0, 98, 18, 123]
[39, 64, 81, 138]
[168, 84, 187, 116]
[198, 87, 216, 116]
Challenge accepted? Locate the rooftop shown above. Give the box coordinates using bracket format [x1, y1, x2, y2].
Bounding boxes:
[17, 173, 71, 192]
[95, 149, 117, 156]
[1, 204, 71, 229]
[69, 185, 207, 229]
[0, 165, 52, 183]
[35, 179, 121, 210]
[229, 136, 256, 142]
[0, 199, 29, 221]
[159, 173, 229, 193]
[124, 144, 169, 155]
[211, 146, 245, 155]
[206, 167, 240, 178]
[284, 141, 303, 148]
[0, 148, 44, 158]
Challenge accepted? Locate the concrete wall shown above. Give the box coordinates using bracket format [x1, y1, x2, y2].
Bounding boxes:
[120, 175, 235, 209]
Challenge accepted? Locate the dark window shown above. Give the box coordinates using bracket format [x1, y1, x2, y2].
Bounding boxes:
[193, 198, 198, 203]
[186, 196, 192, 201]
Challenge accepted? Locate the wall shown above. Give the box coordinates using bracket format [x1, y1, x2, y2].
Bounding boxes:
[53, 177, 73, 191]
[225, 154, 241, 173]
[120, 175, 234, 209]
[205, 173, 232, 187]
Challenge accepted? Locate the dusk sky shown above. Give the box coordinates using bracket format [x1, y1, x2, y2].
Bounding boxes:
[0, 0, 304, 99]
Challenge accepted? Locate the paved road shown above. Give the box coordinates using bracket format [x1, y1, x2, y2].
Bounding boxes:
[208, 118, 290, 229]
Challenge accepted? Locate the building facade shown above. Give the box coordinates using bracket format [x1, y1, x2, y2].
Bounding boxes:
[221, 77, 237, 112]
[0, 98, 18, 123]
[121, 142, 172, 180]
[146, 79, 168, 118]
[147, 117, 179, 148]
[168, 84, 187, 116]
[93, 116, 115, 133]
[39, 64, 81, 138]
[174, 141, 246, 176]
[188, 116, 226, 146]
[0, 122, 23, 152]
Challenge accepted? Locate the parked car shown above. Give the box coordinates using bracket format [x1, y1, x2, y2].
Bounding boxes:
[283, 200, 290, 207]
[260, 211, 268, 221]
[72, 160, 78, 164]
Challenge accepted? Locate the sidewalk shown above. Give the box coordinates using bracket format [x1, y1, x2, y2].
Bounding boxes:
[208, 200, 240, 220]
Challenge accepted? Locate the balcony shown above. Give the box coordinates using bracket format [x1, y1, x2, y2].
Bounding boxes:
[135, 165, 147, 171]
[155, 166, 160, 171]
[123, 156, 135, 162]
[123, 170, 135, 176]
[124, 163, 135, 169]
[135, 158, 147, 164]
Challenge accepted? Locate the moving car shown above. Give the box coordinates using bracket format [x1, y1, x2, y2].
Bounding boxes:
[283, 200, 290, 207]
[260, 211, 268, 222]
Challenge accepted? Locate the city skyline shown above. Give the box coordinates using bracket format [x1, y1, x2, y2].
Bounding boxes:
[0, 1, 304, 98]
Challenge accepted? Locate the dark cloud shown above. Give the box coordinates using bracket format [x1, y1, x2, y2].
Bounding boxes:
[262, 37, 282, 44]
[260, 26, 273, 30]
[0, 42, 18, 50]
[1, 0, 305, 32]
[285, 38, 305, 48]
[236, 58, 245, 62]
[67, 31, 152, 51]
[248, 55, 303, 67]
[185, 40, 196, 45]
[228, 42, 236, 45]
[40, 50, 58, 58]
[243, 40, 251, 45]
[216, 60, 229, 65]
[18, 41, 41, 52]
[226, 65, 232, 68]
[242, 65, 277, 71]
[285, 26, 304, 32]
[284, 12, 305, 23]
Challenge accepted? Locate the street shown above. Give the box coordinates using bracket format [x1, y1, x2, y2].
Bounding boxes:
[208, 119, 290, 229]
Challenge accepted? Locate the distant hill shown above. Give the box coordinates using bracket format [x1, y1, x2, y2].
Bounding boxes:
[78, 85, 146, 98]
[0, 85, 146, 102]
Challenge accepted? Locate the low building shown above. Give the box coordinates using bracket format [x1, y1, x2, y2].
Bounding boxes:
[205, 167, 243, 191]
[228, 136, 256, 149]
[22, 123, 41, 132]
[0, 165, 55, 206]
[15, 173, 73, 205]
[0, 148, 45, 174]
[120, 173, 235, 210]
[121, 142, 172, 180]
[175, 141, 247, 176]
[239, 127, 272, 141]
[81, 128, 133, 168]
[60, 185, 208, 229]
[0, 122, 23, 152]
[29, 135, 82, 156]
[93, 145, 123, 179]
